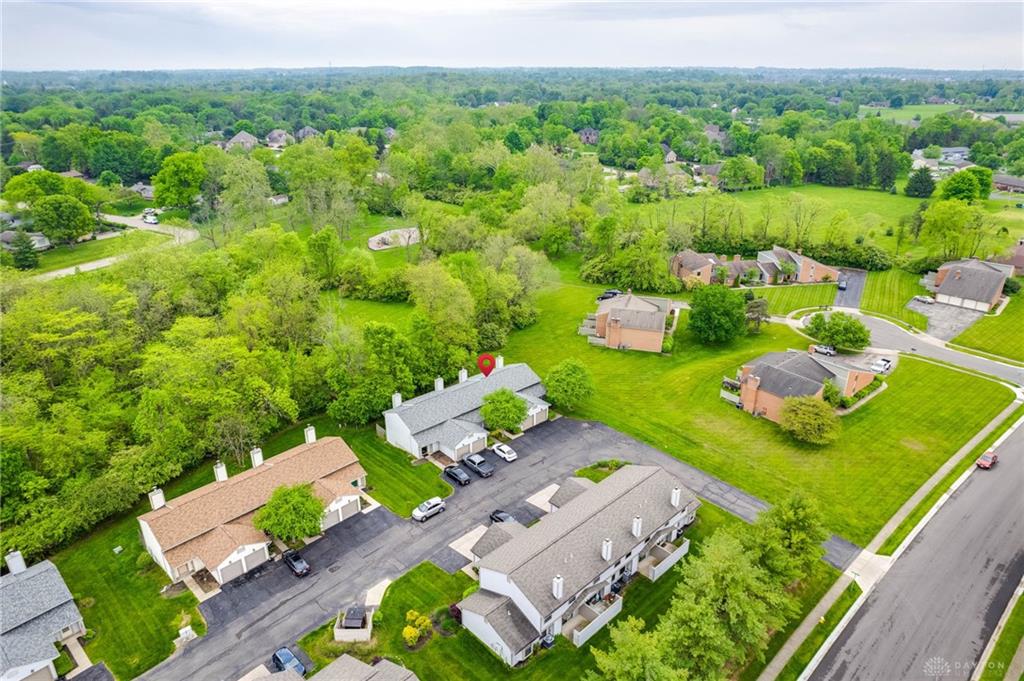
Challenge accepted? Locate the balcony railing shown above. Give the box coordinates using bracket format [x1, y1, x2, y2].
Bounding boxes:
[567, 594, 623, 647]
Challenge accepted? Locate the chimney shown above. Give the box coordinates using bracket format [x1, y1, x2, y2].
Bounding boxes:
[552, 574, 564, 599]
[955, 269, 962, 280]
[304, 425, 316, 444]
[392, 392, 402, 408]
[631, 515, 643, 538]
[5, 551, 27, 575]
[458, 368, 468, 383]
[671, 487, 681, 508]
[214, 460, 228, 481]
[733, 254, 741, 262]
[250, 447, 264, 468]
[495, 355, 504, 369]
[601, 538, 613, 562]
[148, 487, 165, 510]
[434, 376, 444, 392]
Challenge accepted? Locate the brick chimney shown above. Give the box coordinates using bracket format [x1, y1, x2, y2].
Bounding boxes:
[955, 269, 962, 280]
[733, 254, 741, 262]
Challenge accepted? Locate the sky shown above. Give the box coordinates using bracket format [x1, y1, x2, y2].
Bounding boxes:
[2, 0, 1022, 72]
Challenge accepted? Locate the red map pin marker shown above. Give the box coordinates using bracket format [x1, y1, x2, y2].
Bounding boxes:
[477, 353, 496, 377]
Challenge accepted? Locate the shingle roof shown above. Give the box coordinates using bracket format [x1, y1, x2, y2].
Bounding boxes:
[0, 561, 82, 673]
[476, 466, 699, 618]
[384, 364, 546, 438]
[313, 654, 418, 681]
[673, 249, 714, 273]
[228, 131, 259, 148]
[471, 521, 526, 559]
[597, 294, 670, 332]
[140, 437, 365, 566]
[994, 174, 1024, 189]
[548, 477, 596, 509]
[459, 590, 538, 655]
[936, 260, 1011, 303]
[744, 351, 837, 398]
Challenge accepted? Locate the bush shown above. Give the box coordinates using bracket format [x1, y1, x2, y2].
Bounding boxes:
[661, 335, 675, 353]
[779, 397, 841, 445]
[135, 551, 153, 571]
[822, 380, 841, 407]
[1004, 278, 1021, 296]
[903, 256, 946, 275]
[402, 625, 421, 647]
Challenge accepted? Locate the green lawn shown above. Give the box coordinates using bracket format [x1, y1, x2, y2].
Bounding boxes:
[103, 196, 154, 216]
[54, 645, 76, 677]
[952, 288, 1024, 362]
[860, 269, 929, 330]
[502, 278, 1014, 546]
[877, 401, 1024, 555]
[857, 103, 960, 121]
[574, 459, 627, 483]
[755, 283, 838, 316]
[35, 230, 170, 273]
[322, 292, 417, 334]
[980, 593, 1024, 681]
[776, 581, 863, 681]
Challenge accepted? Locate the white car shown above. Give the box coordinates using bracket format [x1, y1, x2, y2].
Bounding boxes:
[870, 358, 893, 373]
[142, 214, 159, 225]
[491, 443, 518, 462]
[411, 497, 446, 522]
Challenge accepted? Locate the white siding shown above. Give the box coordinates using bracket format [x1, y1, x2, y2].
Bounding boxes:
[214, 542, 269, 584]
[461, 610, 523, 666]
[384, 412, 419, 457]
[138, 518, 175, 581]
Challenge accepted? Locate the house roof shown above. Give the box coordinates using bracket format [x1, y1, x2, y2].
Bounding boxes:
[296, 126, 321, 139]
[673, 249, 714, 273]
[744, 351, 837, 398]
[472, 521, 526, 559]
[228, 131, 259, 147]
[459, 590, 538, 655]
[548, 477, 596, 508]
[994, 174, 1024, 189]
[383, 363, 546, 439]
[0, 560, 82, 673]
[936, 260, 1010, 303]
[313, 654, 418, 681]
[597, 294, 670, 332]
[139, 437, 365, 568]
[475, 466, 698, 619]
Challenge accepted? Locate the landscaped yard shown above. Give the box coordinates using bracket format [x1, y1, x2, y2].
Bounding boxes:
[952, 288, 1024, 362]
[35, 230, 170, 273]
[860, 269, 929, 330]
[754, 283, 837, 315]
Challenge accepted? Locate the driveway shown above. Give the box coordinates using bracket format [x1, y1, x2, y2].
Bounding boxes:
[810, 422, 1024, 681]
[833, 268, 867, 308]
[141, 418, 859, 681]
[906, 299, 985, 340]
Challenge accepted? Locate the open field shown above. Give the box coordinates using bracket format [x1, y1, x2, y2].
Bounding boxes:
[35, 230, 169, 273]
[755, 283, 837, 315]
[860, 269, 929, 329]
[952, 287, 1024, 362]
[502, 277, 1014, 546]
[857, 103, 960, 121]
[323, 293, 416, 333]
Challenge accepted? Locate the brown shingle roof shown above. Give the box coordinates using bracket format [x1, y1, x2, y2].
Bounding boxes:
[140, 437, 365, 556]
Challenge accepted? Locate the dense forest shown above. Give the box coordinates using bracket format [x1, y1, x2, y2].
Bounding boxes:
[2, 67, 1023, 561]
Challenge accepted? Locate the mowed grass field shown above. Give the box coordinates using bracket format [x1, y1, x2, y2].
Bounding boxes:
[860, 269, 929, 330]
[952, 288, 1024, 362]
[857, 103, 960, 121]
[502, 278, 1013, 545]
[36, 230, 170, 273]
[755, 283, 837, 315]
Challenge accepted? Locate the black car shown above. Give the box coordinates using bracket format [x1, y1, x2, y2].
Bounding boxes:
[282, 550, 310, 577]
[596, 289, 623, 301]
[444, 465, 471, 486]
[489, 510, 515, 523]
[463, 453, 495, 478]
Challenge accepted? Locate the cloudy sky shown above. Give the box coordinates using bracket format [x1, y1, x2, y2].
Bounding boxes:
[2, 0, 1022, 71]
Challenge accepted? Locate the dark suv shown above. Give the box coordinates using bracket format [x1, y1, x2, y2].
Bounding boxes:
[490, 510, 515, 523]
[464, 453, 495, 478]
[272, 647, 305, 676]
[596, 289, 623, 301]
[282, 550, 310, 577]
[444, 465, 471, 486]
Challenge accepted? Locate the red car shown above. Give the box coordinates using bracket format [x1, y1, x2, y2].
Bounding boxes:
[976, 449, 998, 469]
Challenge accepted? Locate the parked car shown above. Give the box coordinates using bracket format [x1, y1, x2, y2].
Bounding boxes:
[272, 647, 306, 676]
[489, 510, 515, 523]
[838, 280, 848, 291]
[870, 358, 893, 373]
[491, 443, 518, 462]
[813, 344, 837, 356]
[143, 214, 159, 225]
[596, 289, 623, 301]
[463, 453, 495, 478]
[975, 449, 998, 469]
[142, 207, 157, 216]
[914, 295, 935, 305]
[412, 497, 446, 522]
[444, 465, 471, 486]
[282, 550, 310, 577]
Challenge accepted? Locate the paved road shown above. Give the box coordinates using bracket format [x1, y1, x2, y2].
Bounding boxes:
[141, 418, 858, 681]
[810, 423, 1024, 681]
[833, 269, 867, 308]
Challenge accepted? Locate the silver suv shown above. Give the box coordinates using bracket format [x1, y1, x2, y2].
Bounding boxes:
[412, 497, 446, 522]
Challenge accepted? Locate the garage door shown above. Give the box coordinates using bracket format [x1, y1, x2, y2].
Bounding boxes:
[470, 438, 486, 454]
[338, 498, 360, 521]
[323, 507, 343, 529]
[219, 558, 244, 583]
[243, 547, 268, 573]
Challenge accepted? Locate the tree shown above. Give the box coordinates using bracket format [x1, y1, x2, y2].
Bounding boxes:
[779, 396, 841, 445]
[32, 194, 93, 244]
[875, 148, 898, 191]
[10, 230, 39, 270]
[219, 156, 271, 230]
[963, 166, 993, 200]
[253, 483, 324, 541]
[306, 228, 345, 288]
[153, 152, 206, 209]
[746, 297, 770, 333]
[480, 388, 528, 433]
[941, 171, 980, 203]
[545, 359, 595, 412]
[922, 144, 942, 159]
[587, 617, 679, 681]
[97, 170, 122, 187]
[805, 312, 870, 350]
[904, 167, 935, 198]
[744, 493, 828, 587]
[921, 199, 975, 259]
[688, 285, 747, 344]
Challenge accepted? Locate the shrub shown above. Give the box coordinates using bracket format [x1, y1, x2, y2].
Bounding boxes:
[661, 335, 675, 353]
[822, 380, 841, 407]
[402, 625, 421, 647]
[779, 397, 841, 445]
[1004, 278, 1021, 296]
[136, 551, 153, 571]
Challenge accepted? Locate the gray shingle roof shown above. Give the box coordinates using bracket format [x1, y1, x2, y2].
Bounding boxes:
[936, 260, 1010, 303]
[1, 560, 82, 673]
[384, 363, 546, 438]
[472, 521, 526, 559]
[994, 174, 1024, 189]
[673, 249, 714, 273]
[313, 654, 418, 681]
[459, 590, 538, 655]
[476, 466, 699, 619]
[548, 477, 596, 509]
[597, 294, 670, 332]
[746, 351, 837, 398]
